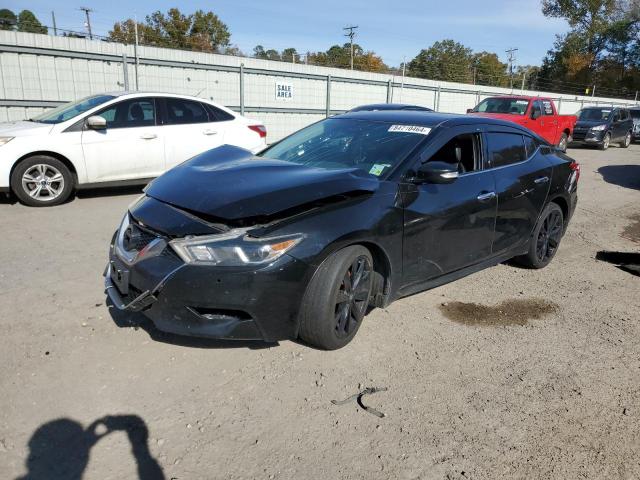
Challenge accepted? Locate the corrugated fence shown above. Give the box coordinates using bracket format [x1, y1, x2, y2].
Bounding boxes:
[0, 31, 637, 142]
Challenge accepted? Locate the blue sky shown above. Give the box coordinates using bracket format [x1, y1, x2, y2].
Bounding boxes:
[5, 0, 569, 67]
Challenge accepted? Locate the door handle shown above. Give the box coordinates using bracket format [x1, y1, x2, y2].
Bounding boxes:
[534, 176, 549, 184]
[203, 129, 218, 136]
[140, 133, 157, 140]
[477, 191, 496, 202]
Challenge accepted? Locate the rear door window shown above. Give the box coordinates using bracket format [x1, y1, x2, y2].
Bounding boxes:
[542, 100, 554, 116]
[164, 98, 210, 125]
[523, 135, 538, 158]
[487, 132, 527, 168]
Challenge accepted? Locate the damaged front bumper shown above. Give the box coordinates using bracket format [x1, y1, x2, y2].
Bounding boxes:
[104, 227, 312, 342]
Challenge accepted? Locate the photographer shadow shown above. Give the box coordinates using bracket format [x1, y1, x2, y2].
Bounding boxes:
[17, 415, 164, 480]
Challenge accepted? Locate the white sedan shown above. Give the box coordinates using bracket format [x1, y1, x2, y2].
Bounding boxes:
[0, 92, 267, 206]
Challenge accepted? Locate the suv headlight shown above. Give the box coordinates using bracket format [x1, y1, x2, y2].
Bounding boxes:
[170, 231, 303, 266]
[0, 136, 14, 146]
[590, 124, 607, 131]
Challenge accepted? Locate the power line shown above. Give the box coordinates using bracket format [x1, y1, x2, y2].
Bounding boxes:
[343, 25, 358, 70]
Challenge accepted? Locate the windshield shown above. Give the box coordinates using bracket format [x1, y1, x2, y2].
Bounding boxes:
[472, 97, 529, 115]
[577, 108, 612, 121]
[31, 94, 116, 124]
[630, 110, 640, 121]
[259, 118, 429, 178]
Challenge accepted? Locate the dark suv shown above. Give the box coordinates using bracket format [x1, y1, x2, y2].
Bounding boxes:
[630, 108, 640, 142]
[571, 106, 633, 150]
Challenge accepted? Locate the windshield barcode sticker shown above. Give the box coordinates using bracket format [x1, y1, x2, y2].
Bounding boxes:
[388, 125, 431, 135]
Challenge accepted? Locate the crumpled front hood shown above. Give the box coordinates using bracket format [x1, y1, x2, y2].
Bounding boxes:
[145, 145, 380, 222]
[0, 121, 53, 136]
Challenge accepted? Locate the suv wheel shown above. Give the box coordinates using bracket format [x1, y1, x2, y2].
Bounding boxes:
[599, 133, 611, 150]
[620, 131, 631, 148]
[298, 246, 373, 350]
[11, 155, 74, 207]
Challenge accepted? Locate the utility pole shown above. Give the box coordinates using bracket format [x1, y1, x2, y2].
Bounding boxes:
[343, 25, 358, 70]
[79, 7, 93, 40]
[592, 85, 596, 97]
[134, 14, 140, 90]
[51, 11, 58, 35]
[400, 56, 406, 102]
[521, 68, 528, 92]
[505, 47, 518, 89]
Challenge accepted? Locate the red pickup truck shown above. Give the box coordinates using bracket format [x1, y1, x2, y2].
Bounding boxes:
[467, 96, 577, 152]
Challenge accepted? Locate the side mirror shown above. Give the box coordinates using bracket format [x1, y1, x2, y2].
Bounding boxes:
[466, 108, 474, 114]
[412, 161, 459, 184]
[531, 109, 541, 120]
[86, 115, 107, 130]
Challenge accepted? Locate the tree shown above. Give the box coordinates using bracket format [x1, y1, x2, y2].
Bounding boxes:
[109, 8, 230, 53]
[408, 39, 474, 83]
[472, 52, 508, 86]
[539, 0, 640, 95]
[0, 9, 17, 30]
[306, 43, 388, 71]
[281, 47, 298, 62]
[189, 9, 230, 53]
[17, 10, 47, 34]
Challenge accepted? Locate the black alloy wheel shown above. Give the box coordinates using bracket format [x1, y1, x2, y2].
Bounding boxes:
[334, 255, 372, 338]
[299, 245, 374, 350]
[536, 208, 563, 263]
[515, 202, 564, 269]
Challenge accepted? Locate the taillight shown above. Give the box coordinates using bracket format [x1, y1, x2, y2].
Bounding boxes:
[570, 161, 580, 182]
[248, 125, 267, 138]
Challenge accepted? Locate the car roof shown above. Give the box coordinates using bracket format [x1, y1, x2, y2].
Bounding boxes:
[336, 110, 532, 131]
[349, 103, 433, 112]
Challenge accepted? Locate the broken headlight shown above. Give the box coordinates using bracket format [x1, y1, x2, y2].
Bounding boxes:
[170, 232, 303, 266]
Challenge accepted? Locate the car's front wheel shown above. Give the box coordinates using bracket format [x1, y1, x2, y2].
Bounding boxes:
[599, 133, 611, 150]
[516, 202, 564, 269]
[11, 156, 74, 207]
[298, 245, 373, 350]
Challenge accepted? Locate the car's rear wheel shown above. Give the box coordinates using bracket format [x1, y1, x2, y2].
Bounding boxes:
[516, 203, 564, 269]
[620, 131, 631, 148]
[298, 246, 373, 350]
[599, 133, 611, 150]
[557, 132, 568, 152]
[11, 156, 74, 207]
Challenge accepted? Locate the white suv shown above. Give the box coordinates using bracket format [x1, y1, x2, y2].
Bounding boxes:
[0, 92, 267, 206]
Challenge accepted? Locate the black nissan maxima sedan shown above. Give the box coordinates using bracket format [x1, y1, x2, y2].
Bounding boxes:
[105, 111, 579, 350]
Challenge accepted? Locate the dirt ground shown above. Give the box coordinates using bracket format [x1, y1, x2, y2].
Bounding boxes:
[1, 144, 639, 480]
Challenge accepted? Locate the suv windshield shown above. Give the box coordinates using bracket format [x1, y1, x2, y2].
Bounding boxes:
[259, 118, 429, 178]
[578, 108, 612, 121]
[472, 97, 529, 115]
[31, 94, 116, 124]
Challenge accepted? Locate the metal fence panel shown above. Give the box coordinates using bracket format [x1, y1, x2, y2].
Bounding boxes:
[1, 31, 637, 142]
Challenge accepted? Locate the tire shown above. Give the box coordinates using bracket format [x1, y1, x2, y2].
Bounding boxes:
[557, 132, 568, 153]
[516, 203, 564, 269]
[298, 246, 373, 350]
[10, 155, 74, 207]
[599, 133, 611, 150]
[620, 131, 631, 148]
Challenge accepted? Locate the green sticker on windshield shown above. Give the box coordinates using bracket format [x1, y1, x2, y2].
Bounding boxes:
[369, 164, 391, 176]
